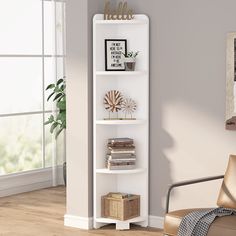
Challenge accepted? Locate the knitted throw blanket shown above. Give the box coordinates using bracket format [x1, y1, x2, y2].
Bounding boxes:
[177, 207, 236, 236]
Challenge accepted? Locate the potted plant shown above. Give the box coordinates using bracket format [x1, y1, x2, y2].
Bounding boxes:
[123, 51, 139, 71]
[44, 77, 66, 186]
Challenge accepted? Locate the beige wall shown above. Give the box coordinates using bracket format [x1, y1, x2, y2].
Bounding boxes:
[66, 0, 236, 219]
[66, 0, 110, 219]
[126, 0, 236, 216]
[66, 0, 91, 217]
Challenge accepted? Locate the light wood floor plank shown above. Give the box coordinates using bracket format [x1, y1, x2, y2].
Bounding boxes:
[0, 186, 163, 236]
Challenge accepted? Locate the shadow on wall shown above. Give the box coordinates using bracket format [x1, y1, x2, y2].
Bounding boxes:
[149, 129, 174, 216]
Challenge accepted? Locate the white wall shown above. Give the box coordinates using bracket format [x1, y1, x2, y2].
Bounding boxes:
[65, 0, 108, 225]
[66, 0, 236, 224]
[66, 0, 92, 219]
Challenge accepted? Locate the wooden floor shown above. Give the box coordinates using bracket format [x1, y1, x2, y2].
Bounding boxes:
[0, 186, 163, 236]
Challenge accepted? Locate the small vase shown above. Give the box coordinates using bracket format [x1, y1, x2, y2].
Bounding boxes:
[124, 58, 136, 71]
[125, 61, 136, 71]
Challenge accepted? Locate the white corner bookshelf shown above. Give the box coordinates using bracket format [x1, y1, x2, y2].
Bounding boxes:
[93, 14, 149, 230]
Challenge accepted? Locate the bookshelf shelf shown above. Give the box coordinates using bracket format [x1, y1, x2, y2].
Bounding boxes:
[95, 20, 145, 25]
[96, 168, 146, 174]
[96, 216, 146, 224]
[96, 120, 146, 125]
[93, 14, 149, 230]
[96, 71, 147, 76]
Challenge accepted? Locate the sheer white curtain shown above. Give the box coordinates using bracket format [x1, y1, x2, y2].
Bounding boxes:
[45, 0, 66, 185]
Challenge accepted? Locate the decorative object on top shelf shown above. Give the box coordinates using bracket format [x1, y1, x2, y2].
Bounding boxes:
[105, 39, 127, 71]
[123, 51, 139, 71]
[106, 138, 136, 170]
[104, 1, 134, 20]
[122, 98, 137, 119]
[101, 192, 140, 221]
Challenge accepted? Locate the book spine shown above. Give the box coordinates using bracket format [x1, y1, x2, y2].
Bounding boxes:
[109, 150, 136, 154]
[106, 154, 136, 159]
[107, 158, 136, 162]
[108, 144, 134, 148]
[108, 146, 135, 151]
[107, 165, 136, 170]
[108, 138, 133, 143]
[108, 161, 136, 166]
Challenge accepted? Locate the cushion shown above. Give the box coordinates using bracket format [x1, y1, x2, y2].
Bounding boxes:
[164, 208, 236, 236]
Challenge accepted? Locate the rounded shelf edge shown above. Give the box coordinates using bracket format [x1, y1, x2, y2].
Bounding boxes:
[95, 119, 146, 125]
[96, 71, 147, 76]
[95, 216, 147, 224]
[96, 168, 146, 174]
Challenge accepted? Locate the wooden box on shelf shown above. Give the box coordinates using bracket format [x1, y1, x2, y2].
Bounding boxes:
[101, 192, 140, 221]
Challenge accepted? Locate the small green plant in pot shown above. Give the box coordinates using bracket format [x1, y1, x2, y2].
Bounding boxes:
[123, 51, 139, 71]
[44, 76, 66, 186]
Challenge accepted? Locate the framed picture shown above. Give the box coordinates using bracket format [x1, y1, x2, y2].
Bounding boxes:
[105, 39, 127, 71]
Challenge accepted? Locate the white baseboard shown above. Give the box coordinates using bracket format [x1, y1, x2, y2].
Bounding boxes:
[148, 215, 164, 229]
[64, 214, 93, 230]
[0, 166, 64, 197]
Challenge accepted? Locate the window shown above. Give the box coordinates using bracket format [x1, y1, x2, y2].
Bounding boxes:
[0, 0, 65, 175]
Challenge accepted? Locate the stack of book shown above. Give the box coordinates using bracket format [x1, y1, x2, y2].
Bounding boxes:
[106, 138, 136, 170]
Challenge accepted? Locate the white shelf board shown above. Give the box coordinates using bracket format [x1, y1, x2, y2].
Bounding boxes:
[96, 71, 147, 76]
[95, 20, 146, 25]
[95, 216, 146, 224]
[96, 120, 146, 125]
[96, 168, 146, 174]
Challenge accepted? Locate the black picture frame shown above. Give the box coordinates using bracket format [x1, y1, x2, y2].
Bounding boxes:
[105, 39, 127, 71]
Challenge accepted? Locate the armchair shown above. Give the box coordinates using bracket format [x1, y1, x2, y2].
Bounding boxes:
[164, 154, 236, 236]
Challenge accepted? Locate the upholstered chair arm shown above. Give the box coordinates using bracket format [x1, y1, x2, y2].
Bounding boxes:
[165, 175, 224, 213]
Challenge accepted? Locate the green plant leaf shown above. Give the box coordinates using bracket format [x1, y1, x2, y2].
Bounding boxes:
[57, 95, 65, 103]
[47, 92, 55, 101]
[45, 77, 66, 139]
[50, 122, 59, 133]
[44, 115, 54, 126]
[56, 78, 64, 86]
[53, 93, 63, 101]
[60, 84, 66, 91]
[54, 86, 61, 93]
[56, 111, 66, 122]
[44, 120, 53, 125]
[46, 84, 55, 90]
[62, 121, 66, 129]
[49, 114, 54, 121]
[57, 100, 66, 110]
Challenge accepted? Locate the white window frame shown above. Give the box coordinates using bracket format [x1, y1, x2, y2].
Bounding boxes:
[0, 0, 66, 195]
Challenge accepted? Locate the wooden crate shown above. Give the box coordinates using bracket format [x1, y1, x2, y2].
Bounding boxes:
[101, 193, 140, 221]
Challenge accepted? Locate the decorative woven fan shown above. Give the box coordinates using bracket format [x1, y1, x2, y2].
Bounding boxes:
[122, 98, 137, 115]
[104, 90, 123, 112]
